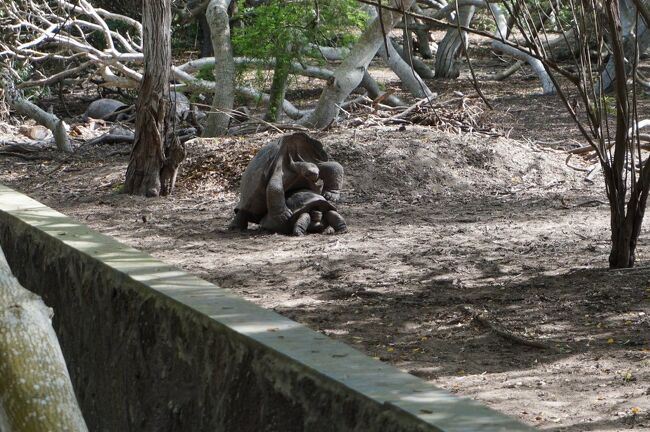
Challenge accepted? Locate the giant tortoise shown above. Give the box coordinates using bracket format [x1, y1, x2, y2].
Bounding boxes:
[230, 132, 344, 231]
[260, 189, 347, 235]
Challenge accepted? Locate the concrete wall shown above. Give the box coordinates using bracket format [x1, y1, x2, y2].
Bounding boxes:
[0, 184, 532, 432]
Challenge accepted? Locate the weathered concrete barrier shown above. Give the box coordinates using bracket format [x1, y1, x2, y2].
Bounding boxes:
[0, 184, 533, 432]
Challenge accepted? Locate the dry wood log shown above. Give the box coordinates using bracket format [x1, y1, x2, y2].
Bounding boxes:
[0, 246, 88, 431]
[1, 73, 72, 153]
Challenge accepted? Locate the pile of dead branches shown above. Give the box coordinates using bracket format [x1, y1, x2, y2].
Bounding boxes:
[338, 95, 502, 137]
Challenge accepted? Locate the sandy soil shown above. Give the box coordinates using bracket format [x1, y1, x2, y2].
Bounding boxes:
[1, 50, 650, 430]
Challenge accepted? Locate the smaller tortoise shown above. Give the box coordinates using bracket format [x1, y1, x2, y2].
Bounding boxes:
[83, 94, 204, 123]
[83, 98, 132, 122]
[261, 189, 347, 236]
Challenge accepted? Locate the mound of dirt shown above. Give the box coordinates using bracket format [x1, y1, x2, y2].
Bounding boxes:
[178, 127, 582, 202]
[326, 128, 581, 201]
[180, 136, 261, 194]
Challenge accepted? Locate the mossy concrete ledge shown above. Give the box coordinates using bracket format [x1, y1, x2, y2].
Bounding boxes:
[0, 184, 533, 432]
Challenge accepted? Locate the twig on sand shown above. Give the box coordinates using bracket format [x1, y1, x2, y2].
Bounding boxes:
[461, 305, 554, 350]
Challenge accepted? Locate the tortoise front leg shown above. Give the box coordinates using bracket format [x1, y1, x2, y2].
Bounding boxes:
[266, 158, 292, 227]
[318, 161, 344, 202]
[324, 210, 348, 233]
[307, 210, 325, 233]
[292, 213, 312, 236]
[228, 210, 250, 231]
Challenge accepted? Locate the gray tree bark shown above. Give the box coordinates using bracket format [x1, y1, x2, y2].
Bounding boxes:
[378, 37, 433, 98]
[300, 0, 417, 128]
[0, 246, 88, 432]
[203, 0, 235, 136]
[360, 71, 406, 106]
[490, 3, 555, 94]
[389, 38, 435, 78]
[363, 6, 433, 98]
[434, 5, 476, 78]
[124, 0, 185, 196]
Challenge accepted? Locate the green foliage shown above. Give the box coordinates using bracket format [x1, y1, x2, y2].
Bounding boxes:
[474, 10, 496, 33]
[232, 0, 367, 63]
[171, 19, 199, 52]
[603, 95, 616, 115]
[555, 5, 575, 29]
[11, 62, 51, 99]
[196, 64, 215, 81]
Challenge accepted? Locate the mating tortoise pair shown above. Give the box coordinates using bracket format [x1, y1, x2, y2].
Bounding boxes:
[230, 133, 347, 236]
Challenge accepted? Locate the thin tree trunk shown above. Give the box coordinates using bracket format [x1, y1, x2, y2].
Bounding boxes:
[360, 71, 406, 106]
[402, 16, 415, 65]
[601, 0, 650, 93]
[389, 38, 435, 79]
[265, 52, 292, 122]
[414, 27, 434, 59]
[203, 0, 235, 136]
[0, 246, 88, 432]
[605, 0, 637, 268]
[300, 0, 417, 128]
[490, 3, 555, 94]
[124, 0, 185, 197]
[434, 5, 476, 78]
[411, 3, 435, 60]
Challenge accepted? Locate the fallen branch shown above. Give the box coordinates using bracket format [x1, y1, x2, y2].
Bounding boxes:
[461, 306, 554, 350]
[565, 153, 591, 172]
[1, 72, 72, 153]
[83, 132, 135, 146]
[0, 142, 52, 160]
[386, 97, 431, 121]
[493, 60, 525, 81]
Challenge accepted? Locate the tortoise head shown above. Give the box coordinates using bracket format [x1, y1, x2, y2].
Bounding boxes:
[293, 162, 319, 183]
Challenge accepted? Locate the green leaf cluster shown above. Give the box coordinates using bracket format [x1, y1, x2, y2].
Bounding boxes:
[232, 0, 367, 61]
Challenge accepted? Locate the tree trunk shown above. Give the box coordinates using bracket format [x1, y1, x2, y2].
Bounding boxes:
[203, 0, 235, 136]
[360, 71, 406, 106]
[402, 16, 415, 64]
[124, 0, 185, 197]
[434, 5, 476, 79]
[264, 53, 292, 122]
[300, 0, 417, 128]
[490, 3, 555, 94]
[414, 27, 434, 59]
[601, 0, 650, 93]
[603, 0, 648, 268]
[389, 38, 435, 79]
[411, 3, 435, 60]
[378, 38, 434, 98]
[362, 6, 433, 98]
[0, 246, 88, 432]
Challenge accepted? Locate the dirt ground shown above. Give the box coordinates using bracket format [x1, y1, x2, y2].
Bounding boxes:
[2, 43, 650, 431]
